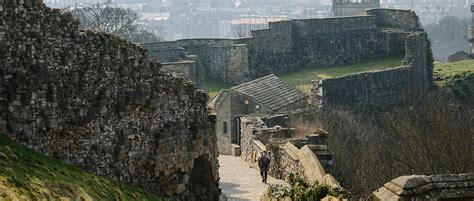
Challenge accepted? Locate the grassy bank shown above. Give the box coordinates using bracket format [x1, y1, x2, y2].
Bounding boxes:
[434, 59, 474, 87]
[280, 55, 405, 93]
[202, 79, 233, 98]
[0, 134, 163, 200]
[202, 56, 405, 97]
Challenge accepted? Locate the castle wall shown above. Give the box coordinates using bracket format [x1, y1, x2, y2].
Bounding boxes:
[143, 9, 420, 86]
[365, 8, 422, 31]
[372, 173, 474, 200]
[0, 0, 219, 199]
[244, 14, 411, 79]
[142, 39, 249, 84]
[239, 116, 340, 187]
[314, 32, 433, 109]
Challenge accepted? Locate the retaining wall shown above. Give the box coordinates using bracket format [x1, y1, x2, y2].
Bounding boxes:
[0, 0, 219, 199]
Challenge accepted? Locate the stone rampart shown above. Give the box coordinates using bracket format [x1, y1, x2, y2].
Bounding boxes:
[142, 9, 421, 85]
[312, 32, 433, 109]
[239, 116, 339, 187]
[372, 173, 474, 200]
[365, 8, 422, 31]
[142, 39, 249, 84]
[0, 0, 219, 199]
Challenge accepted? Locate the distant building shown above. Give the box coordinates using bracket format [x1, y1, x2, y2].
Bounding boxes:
[332, 0, 380, 16]
[381, 0, 474, 25]
[208, 74, 307, 155]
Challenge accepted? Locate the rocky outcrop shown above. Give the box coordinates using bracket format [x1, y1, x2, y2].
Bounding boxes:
[0, 0, 219, 200]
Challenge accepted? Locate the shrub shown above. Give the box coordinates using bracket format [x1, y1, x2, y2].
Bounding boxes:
[267, 173, 350, 201]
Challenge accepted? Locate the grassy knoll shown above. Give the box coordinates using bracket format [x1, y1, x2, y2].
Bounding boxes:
[434, 59, 474, 87]
[202, 79, 233, 98]
[0, 134, 164, 200]
[280, 55, 405, 94]
[202, 56, 405, 97]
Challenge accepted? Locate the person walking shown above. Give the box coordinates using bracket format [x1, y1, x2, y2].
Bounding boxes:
[258, 151, 271, 183]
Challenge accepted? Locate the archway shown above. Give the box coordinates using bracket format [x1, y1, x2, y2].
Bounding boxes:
[186, 155, 219, 201]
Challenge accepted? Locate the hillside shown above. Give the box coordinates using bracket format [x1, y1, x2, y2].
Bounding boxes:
[434, 59, 474, 86]
[0, 134, 163, 200]
[434, 59, 474, 101]
[202, 56, 405, 96]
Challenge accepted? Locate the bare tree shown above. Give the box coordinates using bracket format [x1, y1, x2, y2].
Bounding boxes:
[68, 1, 162, 43]
[297, 91, 473, 198]
[231, 18, 271, 38]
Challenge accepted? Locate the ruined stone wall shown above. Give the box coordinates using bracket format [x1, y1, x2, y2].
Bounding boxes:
[314, 32, 433, 109]
[365, 8, 422, 31]
[239, 116, 340, 187]
[0, 0, 219, 199]
[372, 173, 474, 200]
[161, 60, 204, 86]
[142, 39, 249, 85]
[143, 9, 420, 85]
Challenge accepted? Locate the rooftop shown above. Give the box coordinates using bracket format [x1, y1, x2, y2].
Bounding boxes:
[231, 74, 306, 111]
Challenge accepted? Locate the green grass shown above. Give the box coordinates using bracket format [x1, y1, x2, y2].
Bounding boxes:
[202, 56, 405, 97]
[202, 79, 233, 98]
[280, 55, 405, 94]
[434, 59, 474, 86]
[0, 134, 164, 200]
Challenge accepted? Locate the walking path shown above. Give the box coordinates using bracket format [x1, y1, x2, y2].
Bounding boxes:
[218, 155, 287, 201]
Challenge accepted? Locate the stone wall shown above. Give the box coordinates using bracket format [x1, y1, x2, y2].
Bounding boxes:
[447, 51, 472, 63]
[142, 39, 249, 84]
[312, 32, 434, 109]
[332, 0, 380, 17]
[239, 116, 340, 187]
[0, 0, 219, 200]
[365, 8, 421, 31]
[161, 60, 204, 86]
[372, 173, 474, 200]
[141, 42, 205, 86]
[142, 9, 421, 85]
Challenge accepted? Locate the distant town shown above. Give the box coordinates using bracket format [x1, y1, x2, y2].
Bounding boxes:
[44, 0, 473, 40]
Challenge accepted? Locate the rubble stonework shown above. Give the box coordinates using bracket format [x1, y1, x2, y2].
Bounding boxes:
[0, 0, 219, 199]
[239, 115, 340, 187]
[311, 32, 434, 109]
[371, 173, 474, 200]
[142, 8, 421, 85]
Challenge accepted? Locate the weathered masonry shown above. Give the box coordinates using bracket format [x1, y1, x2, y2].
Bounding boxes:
[141, 8, 421, 85]
[311, 31, 434, 109]
[208, 75, 306, 155]
[332, 0, 380, 16]
[0, 0, 219, 200]
[372, 173, 474, 200]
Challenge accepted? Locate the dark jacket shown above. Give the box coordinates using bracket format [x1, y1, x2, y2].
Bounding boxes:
[258, 155, 271, 171]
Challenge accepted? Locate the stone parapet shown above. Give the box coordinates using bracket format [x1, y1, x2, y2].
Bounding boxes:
[372, 173, 474, 200]
[239, 115, 340, 188]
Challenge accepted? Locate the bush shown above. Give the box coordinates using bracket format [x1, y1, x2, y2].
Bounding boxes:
[267, 173, 350, 201]
[299, 91, 473, 198]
